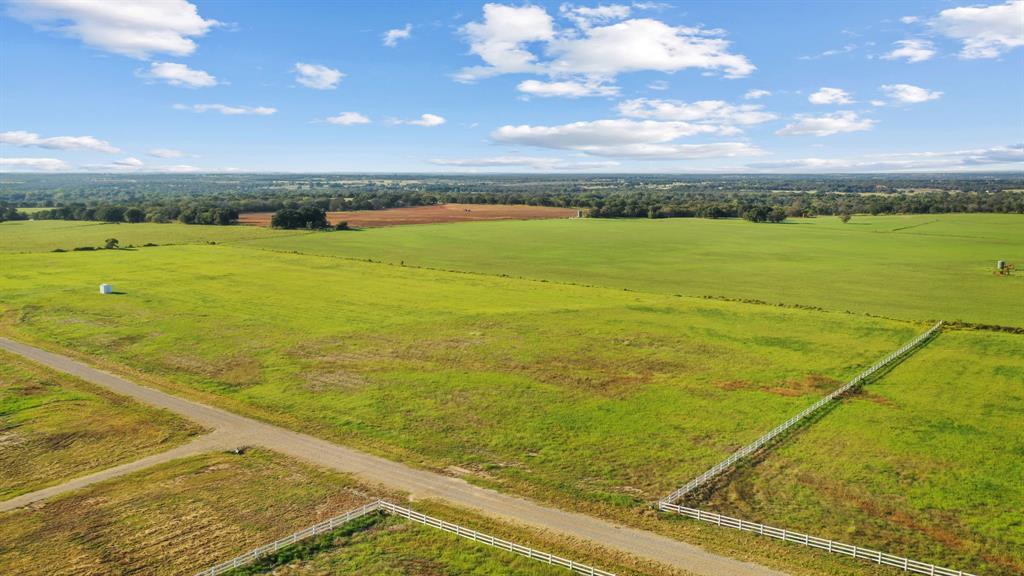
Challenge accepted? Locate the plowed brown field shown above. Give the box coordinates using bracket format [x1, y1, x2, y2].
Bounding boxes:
[238, 203, 579, 227]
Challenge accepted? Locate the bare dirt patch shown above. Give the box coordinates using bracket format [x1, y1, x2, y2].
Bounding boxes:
[238, 203, 580, 228]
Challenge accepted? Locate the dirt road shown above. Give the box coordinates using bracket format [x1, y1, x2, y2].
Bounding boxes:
[0, 337, 785, 576]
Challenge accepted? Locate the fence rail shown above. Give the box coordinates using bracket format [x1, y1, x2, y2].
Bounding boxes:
[195, 500, 383, 576]
[659, 502, 974, 576]
[660, 321, 943, 505]
[195, 500, 615, 576]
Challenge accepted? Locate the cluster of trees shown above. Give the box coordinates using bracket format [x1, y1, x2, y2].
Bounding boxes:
[2, 174, 1022, 226]
[0, 201, 28, 223]
[29, 203, 238, 225]
[270, 205, 329, 229]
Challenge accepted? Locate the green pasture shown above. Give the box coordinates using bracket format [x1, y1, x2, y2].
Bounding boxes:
[0, 349, 200, 498]
[0, 244, 919, 509]
[704, 329, 1024, 574]
[0, 219, 289, 253]
[239, 213, 1024, 326]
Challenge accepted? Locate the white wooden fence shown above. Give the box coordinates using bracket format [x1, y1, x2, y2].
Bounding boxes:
[659, 502, 975, 576]
[195, 500, 615, 576]
[660, 321, 944, 505]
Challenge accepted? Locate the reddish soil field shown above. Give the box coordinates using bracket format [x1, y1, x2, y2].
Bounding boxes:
[238, 203, 580, 228]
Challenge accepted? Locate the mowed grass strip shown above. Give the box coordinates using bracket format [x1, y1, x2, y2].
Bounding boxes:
[0, 244, 918, 510]
[240, 214, 1024, 326]
[702, 329, 1024, 574]
[0, 219, 294, 253]
[0, 349, 201, 499]
[0, 450, 376, 576]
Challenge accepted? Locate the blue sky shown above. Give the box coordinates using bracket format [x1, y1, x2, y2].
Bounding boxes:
[1, 0, 1022, 173]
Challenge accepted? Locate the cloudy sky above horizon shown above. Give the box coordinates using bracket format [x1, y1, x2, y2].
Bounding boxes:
[1, 0, 1022, 174]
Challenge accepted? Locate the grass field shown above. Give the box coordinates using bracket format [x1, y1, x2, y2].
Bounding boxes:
[703, 329, 1024, 575]
[229, 513, 573, 576]
[0, 243, 920, 511]
[238, 213, 1024, 326]
[0, 219, 289, 253]
[0, 349, 200, 498]
[0, 450, 376, 575]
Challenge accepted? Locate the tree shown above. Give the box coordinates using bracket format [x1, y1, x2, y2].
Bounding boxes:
[839, 212, 852, 223]
[104, 238, 119, 249]
[124, 207, 146, 223]
[270, 205, 329, 229]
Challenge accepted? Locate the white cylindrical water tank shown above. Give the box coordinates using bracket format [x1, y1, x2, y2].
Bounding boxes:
[99, 284, 113, 294]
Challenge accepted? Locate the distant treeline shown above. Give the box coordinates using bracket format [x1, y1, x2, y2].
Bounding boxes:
[3, 173, 1022, 226]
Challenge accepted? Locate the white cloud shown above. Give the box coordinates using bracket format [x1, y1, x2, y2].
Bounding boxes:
[900, 16, 920, 24]
[455, 4, 754, 84]
[560, 3, 632, 28]
[383, 24, 412, 47]
[0, 130, 119, 153]
[398, 113, 446, 127]
[326, 112, 371, 125]
[880, 83, 943, 104]
[882, 39, 936, 63]
[870, 99, 887, 107]
[744, 89, 771, 100]
[491, 118, 763, 159]
[748, 144, 1023, 172]
[173, 103, 277, 115]
[933, 0, 1024, 59]
[456, 4, 556, 81]
[8, 0, 218, 59]
[0, 157, 70, 171]
[113, 157, 145, 168]
[776, 111, 876, 136]
[143, 61, 217, 87]
[799, 44, 856, 60]
[546, 18, 755, 79]
[294, 62, 344, 90]
[428, 155, 620, 170]
[617, 98, 777, 127]
[517, 79, 618, 98]
[148, 148, 185, 158]
[808, 87, 853, 105]
[647, 80, 669, 90]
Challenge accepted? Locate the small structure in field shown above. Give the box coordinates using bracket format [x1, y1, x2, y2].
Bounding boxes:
[99, 283, 113, 294]
[995, 260, 1016, 276]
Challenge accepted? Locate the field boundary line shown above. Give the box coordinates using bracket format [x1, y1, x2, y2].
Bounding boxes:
[196, 499, 616, 576]
[660, 320, 944, 505]
[659, 502, 975, 576]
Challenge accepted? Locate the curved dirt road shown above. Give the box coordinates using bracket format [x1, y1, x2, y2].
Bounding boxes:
[0, 337, 785, 576]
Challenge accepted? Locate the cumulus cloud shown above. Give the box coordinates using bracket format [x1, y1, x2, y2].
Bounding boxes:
[882, 39, 936, 63]
[808, 87, 853, 105]
[744, 89, 771, 100]
[326, 112, 371, 125]
[173, 103, 276, 115]
[148, 148, 185, 158]
[932, 0, 1024, 59]
[776, 111, 876, 136]
[455, 3, 754, 87]
[900, 16, 920, 24]
[517, 79, 618, 98]
[0, 130, 119, 152]
[617, 98, 777, 129]
[294, 62, 344, 90]
[143, 61, 217, 87]
[0, 157, 70, 171]
[748, 144, 1023, 172]
[8, 0, 218, 59]
[880, 83, 943, 104]
[383, 24, 412, 47]
[559, 3, 632, 28]
[428, 155, 619, 170]
[396, 113, 446, 127]
[491, 119, 763, 159]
